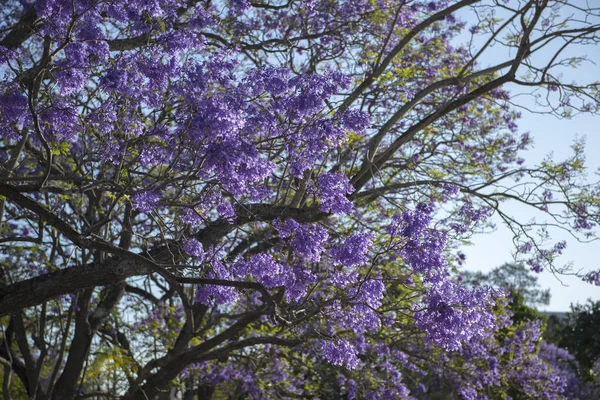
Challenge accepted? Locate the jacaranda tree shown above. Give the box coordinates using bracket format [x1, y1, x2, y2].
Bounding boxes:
[1, 0, 599, 398]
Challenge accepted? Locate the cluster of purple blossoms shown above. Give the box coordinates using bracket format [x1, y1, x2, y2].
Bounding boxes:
[350, 279, 386, 308]
[388, 203, 447, 280]
[331, 233, 372, 267]
[325, 298, 381, 335]
[0, 87, 29, 140]
[317, 338, 361, 369]
[131, 191, 161, 213]
[182, 238, 205, 262]
[450, 201, 494, 234]
[583, 270, 600, 286]
[415, 281, 499, 351]
[524, 240, 567, 273]
[232, 254, 289, 289]
[501, 321, 569, 398]
[317, 172, 355, 214]
[340, 109, 371, 132]
[276, 219, 329, 262]
[284, 264, 318, 303]
[194, 259, 239, 306]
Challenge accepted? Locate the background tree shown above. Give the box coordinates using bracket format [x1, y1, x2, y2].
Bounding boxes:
[462, 262, 551, 308]
[0, 0, 600, 399]
[552, 300, 600, 383]
[463, 263, 600, 398]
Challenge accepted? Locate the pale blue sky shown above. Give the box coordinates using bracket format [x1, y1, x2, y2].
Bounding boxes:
[462, 110, 600, 312]
[461, 35, 599, 312]
[456, 1, 600, 312]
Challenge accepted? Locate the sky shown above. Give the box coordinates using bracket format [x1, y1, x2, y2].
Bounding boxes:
[462, 110, 600, 312]
[459, 2, 600, 312]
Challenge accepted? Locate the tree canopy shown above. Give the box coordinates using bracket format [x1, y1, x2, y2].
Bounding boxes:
[555, 300, 600, 382]
[0, 0, 600, 398]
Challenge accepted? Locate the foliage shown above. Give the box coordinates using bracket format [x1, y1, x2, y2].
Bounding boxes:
[0, 0, 600, 399]
[554, 300, 600, 383]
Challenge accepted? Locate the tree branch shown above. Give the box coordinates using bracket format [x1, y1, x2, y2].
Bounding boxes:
[0, 184, 326, 316]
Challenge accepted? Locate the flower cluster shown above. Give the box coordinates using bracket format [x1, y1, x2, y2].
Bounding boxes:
[584, 270, 600, 286]
[194, 259, 239, 306]
[131, 191, 161, 213]
[317, 339, 361, 369]
[389, 203, 447, 280]
[317, 172, 355, 214]
[276, 219, 329, 262]
[182, 238, 205, 262]
[331, 233, 372, 267]
[232, 254, 289, 288]
[415, 281, 499, 351]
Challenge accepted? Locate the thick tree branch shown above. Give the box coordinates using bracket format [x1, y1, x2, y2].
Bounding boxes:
[0, 185, 326, 316]
[0, 7, 40, 50]
[350, 1, 543, 192]
[336, 0, 480, 115]
[126, 311, 265, 399]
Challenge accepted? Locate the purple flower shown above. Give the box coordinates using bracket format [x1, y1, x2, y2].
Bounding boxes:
[131, 191, 161, 213]
[233, 253, 289, 288]
[317, 172, 355, 214]
[318, 339, 360, 369]
[331, 234, 372, 267]
[388, 204, 447, 279]
[285, 265, 318, 303]
[583, 271, 600, 286]
[180, 208, 203, 226]
[415, 281, 500, 351]
[0, 88, 28, 140]
[195, 260, 239, 306]
[352, 280, 385, 308]
[325, 300, 381, 334]
[183, 238, 205, 262]
[441, 183, 460, 198]
[39, 105, 81, 142]
[277, 219, 329, 262]
[217, 202, 236, 222]
[203, 137, 275, 196]
[340, 109, 370, 132]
